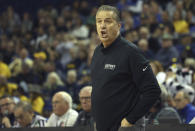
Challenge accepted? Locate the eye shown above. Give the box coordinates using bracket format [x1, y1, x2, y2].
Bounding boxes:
[97, 20, 102, 23]
[105, 20, 111, 23]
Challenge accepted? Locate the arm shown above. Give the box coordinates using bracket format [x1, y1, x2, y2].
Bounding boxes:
[126, 47, 161, 124]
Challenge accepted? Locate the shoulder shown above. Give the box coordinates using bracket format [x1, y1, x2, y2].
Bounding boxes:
[48, 113, 56, 120]
[78, 110, 85, 115]
[119, 37, 142, 54]
[189, 104, 195, 111]
[69, 109, 78, 116]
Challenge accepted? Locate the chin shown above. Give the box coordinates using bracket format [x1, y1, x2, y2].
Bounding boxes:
[100, 38, 109, 42]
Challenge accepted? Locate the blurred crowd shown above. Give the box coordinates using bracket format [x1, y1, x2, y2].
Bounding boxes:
[0, 0, 195, 128]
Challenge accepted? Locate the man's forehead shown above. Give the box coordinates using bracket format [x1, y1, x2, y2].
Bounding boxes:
[53, 94, 63, 101]
[80, 90, 91, 96]
[96, 11, 115, 18]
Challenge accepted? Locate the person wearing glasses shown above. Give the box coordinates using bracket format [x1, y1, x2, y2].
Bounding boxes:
[45, 91, 78, 127]
[13, 101, 46, 127]
[74, 86, 94, 128]
[0, 96, 16, 128]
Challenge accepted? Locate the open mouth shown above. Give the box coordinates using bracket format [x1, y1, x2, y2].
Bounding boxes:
[101, 30, 107, 38]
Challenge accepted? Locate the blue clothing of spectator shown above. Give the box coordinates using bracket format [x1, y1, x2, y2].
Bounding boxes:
[178, 104, 195, 124]
[175, 43, 195, 57]
[155, 46, 179, 68]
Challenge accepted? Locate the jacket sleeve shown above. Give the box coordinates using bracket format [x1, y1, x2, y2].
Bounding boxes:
[126, 47, 161, 124]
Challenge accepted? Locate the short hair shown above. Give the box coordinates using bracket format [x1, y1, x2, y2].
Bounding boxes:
[79, 86, 92, 96]
[14, 101, 33, 113]
[56, 91, 72, 109]
[96, 5, 120, 22]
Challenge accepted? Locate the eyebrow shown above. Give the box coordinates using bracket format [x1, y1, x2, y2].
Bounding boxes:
[96, 18, 113, 20]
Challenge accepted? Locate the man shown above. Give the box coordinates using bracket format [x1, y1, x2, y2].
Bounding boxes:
[91, 5, 161, 131]
[74, 86, 94, 128]
[137, 39, 154, 60]
[155, 33, 179, 68]
[174, 91, 195, 123]
[45, 91, 78, 127]
[14, 101, 46, 127]
[0, 96, 16, 128]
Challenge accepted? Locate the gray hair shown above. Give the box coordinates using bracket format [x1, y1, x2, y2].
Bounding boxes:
[96, 5, 120, 22]
[57, 91, 72, 108]
[79, 86, 92, 96]
[14, 101, 33, 113]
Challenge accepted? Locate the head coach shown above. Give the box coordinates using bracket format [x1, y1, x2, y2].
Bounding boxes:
[90, 5, 161, 131]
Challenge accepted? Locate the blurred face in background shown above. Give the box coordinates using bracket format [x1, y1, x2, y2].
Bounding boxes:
[14, 107, 33, 127]
[52, 94, 68, 116]
[67, 70, 77, 84]
[174, 92, 188, 110]
[138, 39, 148, 52]
[79, 89, 91, 112]
[20, 48, 28, 59]
[0, 97, 15, 115]
[139, 27, 149, 39]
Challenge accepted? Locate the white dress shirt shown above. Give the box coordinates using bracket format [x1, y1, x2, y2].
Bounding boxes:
[45, 109, 78, 127]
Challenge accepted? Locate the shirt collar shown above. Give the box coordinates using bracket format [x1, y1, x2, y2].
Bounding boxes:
[100, 35, 121, 53]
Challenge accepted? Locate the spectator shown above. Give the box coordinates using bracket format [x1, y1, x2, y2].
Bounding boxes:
[174, 91, 195, 123]
[9, 48, 33, 76]
[74, 86, 94, 127]
[146, 85, 182, 125]
[155, 33, 179, 68]
[28, 84, 45, 115]
[1, 40, 16, 64]
[0, 96, 16, 128]
[0, 54, 11, 78]
[0, 75, 18, 97]
[137, 39, 154, 60]
[45, 91, 78, 127]
[173, 9, 189, 34]
[11, 62, 41, 85]
[71, 16, 89, 39]
[43, 72, 65, 100]
[65, 69, 81, 106]
[150, 60, 166, 85]
[14, 101, 46, 127]
[175, 33, 195, 63]
[21, 12, 33, 34]
[139, 26, 161, 53]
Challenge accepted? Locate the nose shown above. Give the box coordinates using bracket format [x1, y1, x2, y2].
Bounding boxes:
[100, 22, 106, 29]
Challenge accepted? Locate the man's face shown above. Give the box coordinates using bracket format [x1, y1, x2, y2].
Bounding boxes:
[14, 107, 33, 127]
[174, 93, 188, 110]
[96, 11, 121, 46]
[0, 98, 15, 115]
[52, 94, 68, 116]
[79, 90, 91, 112]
